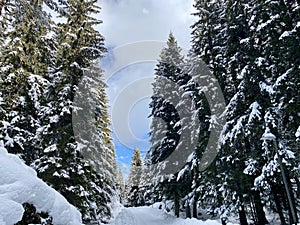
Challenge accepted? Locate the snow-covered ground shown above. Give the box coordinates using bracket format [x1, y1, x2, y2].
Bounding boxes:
[0, 141, 82, 225]
[109, 205, 238, 225]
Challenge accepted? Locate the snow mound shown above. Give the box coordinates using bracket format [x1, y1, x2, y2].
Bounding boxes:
[0, 141, 82, 225]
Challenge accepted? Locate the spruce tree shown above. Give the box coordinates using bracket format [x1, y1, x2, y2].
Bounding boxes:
[127, 147, 143, 206]
[33, 19, 113, 225]
[0, 0, 53, 164]
[189, 0, 269, 224]
[149, 33, 183, 165]
[148, 33, 195, 217]
[116, 168, 126, 203]
[0, 0, 118, 222]
[246, 0, 300, 223]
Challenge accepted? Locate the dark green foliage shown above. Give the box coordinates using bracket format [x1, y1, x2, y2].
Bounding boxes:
[15, 203, 52, 225]
[0, 0, 117, 223]
[144, 0, 299, 224]
[127, 147, 143, 206]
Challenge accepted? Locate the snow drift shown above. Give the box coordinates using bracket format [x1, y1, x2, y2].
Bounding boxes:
[0, 141, 82, 225]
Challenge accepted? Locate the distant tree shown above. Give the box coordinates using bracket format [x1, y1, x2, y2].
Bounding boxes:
[127, 147, 143, 206]
[116, 168, 126, 203]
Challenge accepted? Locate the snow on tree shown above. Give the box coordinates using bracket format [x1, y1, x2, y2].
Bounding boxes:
[0, 0, 53, 164]
[149, 33, 183, 166]
[147, 33, 196, 218]
[31, 0, 116, 221]
[127, 147, 143, 207]
[139, 149, 156, 206]
[189, 0, 300, 224]
[115, 167, 126, 203]
[246, 1, 300, 223]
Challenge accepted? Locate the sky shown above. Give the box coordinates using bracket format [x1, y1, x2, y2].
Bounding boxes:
[97, 0, 196, 178]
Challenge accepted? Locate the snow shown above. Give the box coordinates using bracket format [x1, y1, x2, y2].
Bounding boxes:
[44, 144, 57, 153]
[255, 57, 265, 67]
[259, 81, 274, 94]
[275, 68, 292, 87]
[0, 198, 24, 225]
[256, 14, 280, 32]
[261, 132, 276, 141]
[279, 31, 291, 40]
[0, 141, 82, 225]
[109, 206, 238, 225]
[248, 102, 261, 124]
[296, 126, 300, 138]
[237, 66, 247, 79]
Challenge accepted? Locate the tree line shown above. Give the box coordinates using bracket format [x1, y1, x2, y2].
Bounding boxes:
[126, 1, 299, 225]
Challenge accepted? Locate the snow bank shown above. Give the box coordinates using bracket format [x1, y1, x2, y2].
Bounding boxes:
[0, 141, 82, 225]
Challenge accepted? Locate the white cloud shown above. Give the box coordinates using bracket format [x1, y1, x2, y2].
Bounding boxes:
[119, 162, 131, 182]
[98, 0, 195, 48]
[96, 0, 196, 157]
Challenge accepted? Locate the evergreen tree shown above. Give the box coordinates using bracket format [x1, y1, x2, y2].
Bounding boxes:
[33, 8, 114, 219]
[127, 147, 143, 206]
[190, 0, 268, 224]
[148, 33, 195, 217]
[189, 0, 300, 224]
[116, 167, 126, 203]
[0, 0, 53, 164]
[246, 0, 300, 223]
[149, 33, 183, 165]
[139, 149, 155, 206]
[0, 0, 118, 222]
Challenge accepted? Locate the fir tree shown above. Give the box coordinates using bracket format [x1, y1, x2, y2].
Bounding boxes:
[127, 147, 143, 206]
[0, 0, 117, 222]
[0, 0, 53, 164]
[149, 33, 183, 165]
[116, 168, 126, 203]
[30, 1, 116, 222]
[148, 33, 194, 217]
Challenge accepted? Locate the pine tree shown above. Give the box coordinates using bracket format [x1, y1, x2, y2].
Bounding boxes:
[148, 33, 196, 217]
[246, 1, 300, 223]
[127, 147, 143, 206]
[0, 0, 53, 164]
[149, 33, 183, 166]
[116, 168, 126, 203]
[12, 0, 117, 222]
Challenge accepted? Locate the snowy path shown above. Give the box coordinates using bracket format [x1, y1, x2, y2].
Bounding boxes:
[109, 206, 233, 225]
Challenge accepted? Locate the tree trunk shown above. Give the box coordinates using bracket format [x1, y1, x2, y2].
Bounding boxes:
[271, 183, 286, 225]
[252, 191, 268, 225]
[285, 170, 298, 224]
[192, 194, 198, 218]
[174, 186, 180, 218]
[221, 218, 227, 225]
[296, 178, 300, 199]
[186, 200, 191, 218]
[238, 204, 248, 225]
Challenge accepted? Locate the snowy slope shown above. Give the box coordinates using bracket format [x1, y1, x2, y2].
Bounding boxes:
[0, 141, 82, 225]
[109, 206, 238, 225]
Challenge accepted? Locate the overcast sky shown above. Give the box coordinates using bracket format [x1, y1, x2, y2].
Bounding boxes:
[97, 0, 196, 178]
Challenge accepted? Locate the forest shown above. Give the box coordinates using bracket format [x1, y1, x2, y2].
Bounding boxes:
[0, 0, 299, 225]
